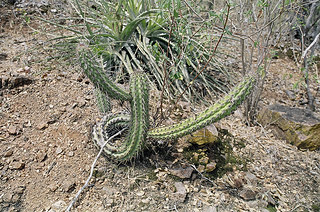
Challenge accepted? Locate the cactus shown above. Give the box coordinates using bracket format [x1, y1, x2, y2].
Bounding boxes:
[81, 53, 255, 161]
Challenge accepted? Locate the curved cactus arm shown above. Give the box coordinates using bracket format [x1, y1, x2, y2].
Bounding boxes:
[92, 72, 150, 161]
[148, 76, 255, 139]
[94, 88, 112, 114]
[80, 51, 132, 101]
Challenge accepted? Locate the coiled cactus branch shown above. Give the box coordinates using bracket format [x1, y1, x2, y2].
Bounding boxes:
[92, 72, 150, 161]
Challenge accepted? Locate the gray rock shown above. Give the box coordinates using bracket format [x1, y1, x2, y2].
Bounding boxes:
[51, 200, 67, 211]
[203, 205, 217, 212]
[174, 182, 187, 202]
[239, 188, 257, 201]
[62, 180, 76, 193]
[285, 90, 296, 100]
[170, 167, 193, 179]
[258, 104, 320, 150]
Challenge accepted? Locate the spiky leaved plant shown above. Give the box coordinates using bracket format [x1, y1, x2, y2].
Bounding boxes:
[60, 0, 256, 161]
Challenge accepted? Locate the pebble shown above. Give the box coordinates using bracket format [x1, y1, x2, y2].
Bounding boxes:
[169, 167, 194, 179]
[62, 180, 76, 193]
[205, 162, 217, 172]
[141, 198, 150, 204]
[9, 161, 25, 170]
[48, 183, 58, 192]
[4, 149, 13, 157]
[56, 147, 63, 155]
[51, 200, 67, 211]
[8, 125, 18, 135]
[36, 152, 47, 162]
[136, 190, 145, 196]
[174, 182, 187, 202]
[67, 151, 74, 157]
[239, 187, 257, 201]
[36, 121, 48, 130]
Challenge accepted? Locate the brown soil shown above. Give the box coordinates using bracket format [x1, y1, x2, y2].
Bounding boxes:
[0, 4, 319, 212]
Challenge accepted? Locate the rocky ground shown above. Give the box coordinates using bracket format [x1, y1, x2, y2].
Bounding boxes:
[0, 2, 319, 212]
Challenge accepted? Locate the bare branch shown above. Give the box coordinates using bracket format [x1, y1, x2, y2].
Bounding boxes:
[66, 128, 127, 211]
[302, 32, 320, 59]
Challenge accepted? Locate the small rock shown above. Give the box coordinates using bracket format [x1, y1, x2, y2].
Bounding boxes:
[136, 191, 145, 197]
[62, 180, 76, 193]
[67, 151, 74, 157]
[203, 205, 217, 212]
[239, 188, 257, 201]
[141, 198, 150, 204]
[36, 152, 47, 162]
[4, 149, 13, 157]
[51, 200, 67, 211]
[188, 128, 218, 145]
[174, 182, 187, 202]
[245, 172, 257, 185]
[9, 161, 25, 170]
[36, 121, 48, 130]
[56, 147, 63, 155]
[170, 167, 194, 179]
[285, 90, 296, 100]
[77, 97, 86, 107]
[48, 183, 58, 192]
[15, 186, 26, 194]
[197, 165, 205, 173]
[8, 125, 18, 135]
[0, 53, 8, 61]
[205, 162, 217, 172]
[2, 192, 13, 202]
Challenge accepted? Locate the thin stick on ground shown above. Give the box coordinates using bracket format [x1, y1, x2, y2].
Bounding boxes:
[66, 128, 127, 212]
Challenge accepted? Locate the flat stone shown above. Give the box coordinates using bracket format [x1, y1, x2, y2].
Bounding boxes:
[48, 183, 58, 192]
[258, 104, 320, 150]
[187, 128, 218, 146]
[285, 90, 296, 100]
[174, 182, 187, 202]
[9, 161, 25, 170]
[36, 151, 47, 162]
[170, 167, 194, 179]
[239, 187, 257, 201]
[4, 149, 13, 157]
[36, 121, 48, 130]
[51, 200, 67, 211]
[62, 180, 75, 193]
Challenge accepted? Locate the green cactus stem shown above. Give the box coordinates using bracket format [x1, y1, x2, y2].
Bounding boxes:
[80, 52, 132, 102]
